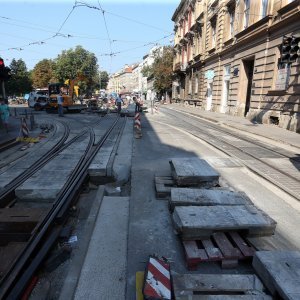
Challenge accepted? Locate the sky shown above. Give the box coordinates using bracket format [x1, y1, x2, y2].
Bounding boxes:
[0, 0, 180, 74]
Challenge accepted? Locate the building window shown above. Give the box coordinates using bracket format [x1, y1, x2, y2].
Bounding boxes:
[229, 9, 235, 38]
[195, 75, 199, 94]
[197, 32, 202, 54]
[211, 21, 216, 48]
[243, 0, 250, 29]
[261, 0, 268, 17]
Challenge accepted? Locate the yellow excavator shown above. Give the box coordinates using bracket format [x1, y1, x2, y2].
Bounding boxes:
[46, 81, 86, 113]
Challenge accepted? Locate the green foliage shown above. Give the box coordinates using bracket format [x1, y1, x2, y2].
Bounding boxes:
[141, 65, 153, 78]
[54, 45, 98, 94]
[32, 59, 56, 88]
[6, 59, 32, 96]
[152, 46, 174, 94]
[98, 71, 109, 90]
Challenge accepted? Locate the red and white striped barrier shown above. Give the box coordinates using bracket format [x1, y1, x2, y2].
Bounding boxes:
[143, 256, 171, 300]
[134, 112, 141, 130]
[134, 112, 142, 138]
[21, 117, 29, 138]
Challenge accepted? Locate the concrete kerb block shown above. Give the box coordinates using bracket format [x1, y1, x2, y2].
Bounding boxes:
[58, 186, 105, 300]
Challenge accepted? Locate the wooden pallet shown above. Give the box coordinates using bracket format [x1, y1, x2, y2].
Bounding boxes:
[182, 231, 256, 270]
[155, 176, 176, 199]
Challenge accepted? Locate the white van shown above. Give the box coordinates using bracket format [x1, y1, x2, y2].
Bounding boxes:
[28, 88, 49, 110]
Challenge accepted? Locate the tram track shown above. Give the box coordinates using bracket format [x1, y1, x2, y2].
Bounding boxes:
[0, 114, 125, 299]
[159, 107, 300, 200]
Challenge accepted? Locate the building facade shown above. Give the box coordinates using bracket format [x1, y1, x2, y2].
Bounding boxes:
[172, 0, 300, 132]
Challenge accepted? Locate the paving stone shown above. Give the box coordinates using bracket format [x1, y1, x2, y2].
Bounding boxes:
[173, 273, 272, 300]
[170, 188, 252, 210]
[172, 205, 276, 239]
[252, 250, 300, 300]
[169, 157, 220, 186]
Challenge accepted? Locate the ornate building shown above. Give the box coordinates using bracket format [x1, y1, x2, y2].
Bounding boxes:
[172, 0, 300, 132]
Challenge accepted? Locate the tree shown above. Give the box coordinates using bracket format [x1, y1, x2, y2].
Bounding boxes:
[32, 59, 56, 88]
[54, 45, 98, 95]
[6, 59, 32, 96]
[152, 46, 174, 96]
[98, 71, 109, 90]
[140, 46, 174, 97]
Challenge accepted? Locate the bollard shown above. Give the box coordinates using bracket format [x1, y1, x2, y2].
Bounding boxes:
[154, 104, 159, 114]
[30, 115, 35, 130]
[14, 107, 17, 117]
[25, 109, 28, 119]
[134, 112, 142, 139]
[20, 117, 29, 138]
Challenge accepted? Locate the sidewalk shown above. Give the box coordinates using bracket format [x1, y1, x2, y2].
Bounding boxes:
[168, 104, 300, 150]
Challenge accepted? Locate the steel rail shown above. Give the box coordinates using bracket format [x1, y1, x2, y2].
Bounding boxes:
[165, 107, 298, 159]
[160, 109, 300, 200]
[0, 139, 20, 153]
[0, 116, 124, 299]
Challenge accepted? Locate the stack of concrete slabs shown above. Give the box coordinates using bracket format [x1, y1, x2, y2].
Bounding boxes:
[253, 251, 300, 300]
[172, 273, 272, 300]
[172, 205, 277, 240]
[169, 158, 220, 187]
[169, 188, 252, 211]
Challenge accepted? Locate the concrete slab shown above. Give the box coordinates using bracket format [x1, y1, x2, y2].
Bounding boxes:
[170, 157, 220, 186]
[172, 274, 272, 300]
[112, 118, 133, 184]
[172, 205, 277, 239]
[252, 251, 300, 300]
[88, 120, 123, 181]
[15, 170, 71, 202]
[74, 196, 129, 300]
[15, 132, 90, 202]
[170, 188, 252, 210]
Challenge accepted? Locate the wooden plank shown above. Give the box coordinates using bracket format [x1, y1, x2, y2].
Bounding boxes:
[229, 232, 256, 257]
[155, 176, 176, 199]
[201, 238, 223, 260]
[183, 241, 208, 260]
[213, 232, 243, 259]
[155, 176, 174, 185]
[0, 207, 46, 234]
[169, 158, 220, 186]
[0, 242, 26, 278]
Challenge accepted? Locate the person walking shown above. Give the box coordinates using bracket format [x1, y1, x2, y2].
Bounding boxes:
[0, 99, 10, 132]
[115, 94, 123, 114]
[57, 92, 64, 117]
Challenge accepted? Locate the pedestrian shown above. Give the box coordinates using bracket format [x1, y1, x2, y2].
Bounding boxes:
[133, 96, 142, 113]
[57, 92, 64, 117]
[0, 99, 10, 132]
[115, 94, 123, 114]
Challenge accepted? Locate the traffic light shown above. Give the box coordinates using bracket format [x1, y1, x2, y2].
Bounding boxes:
[0, 58, 4, 71]
[281, 35, 300, 63]
[2, 67, 12, 81]
[290, 36, 300, 62]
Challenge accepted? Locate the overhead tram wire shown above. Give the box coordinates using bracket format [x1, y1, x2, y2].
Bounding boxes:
[98, 33, 174, 57]
[97, 0, 114, 73]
